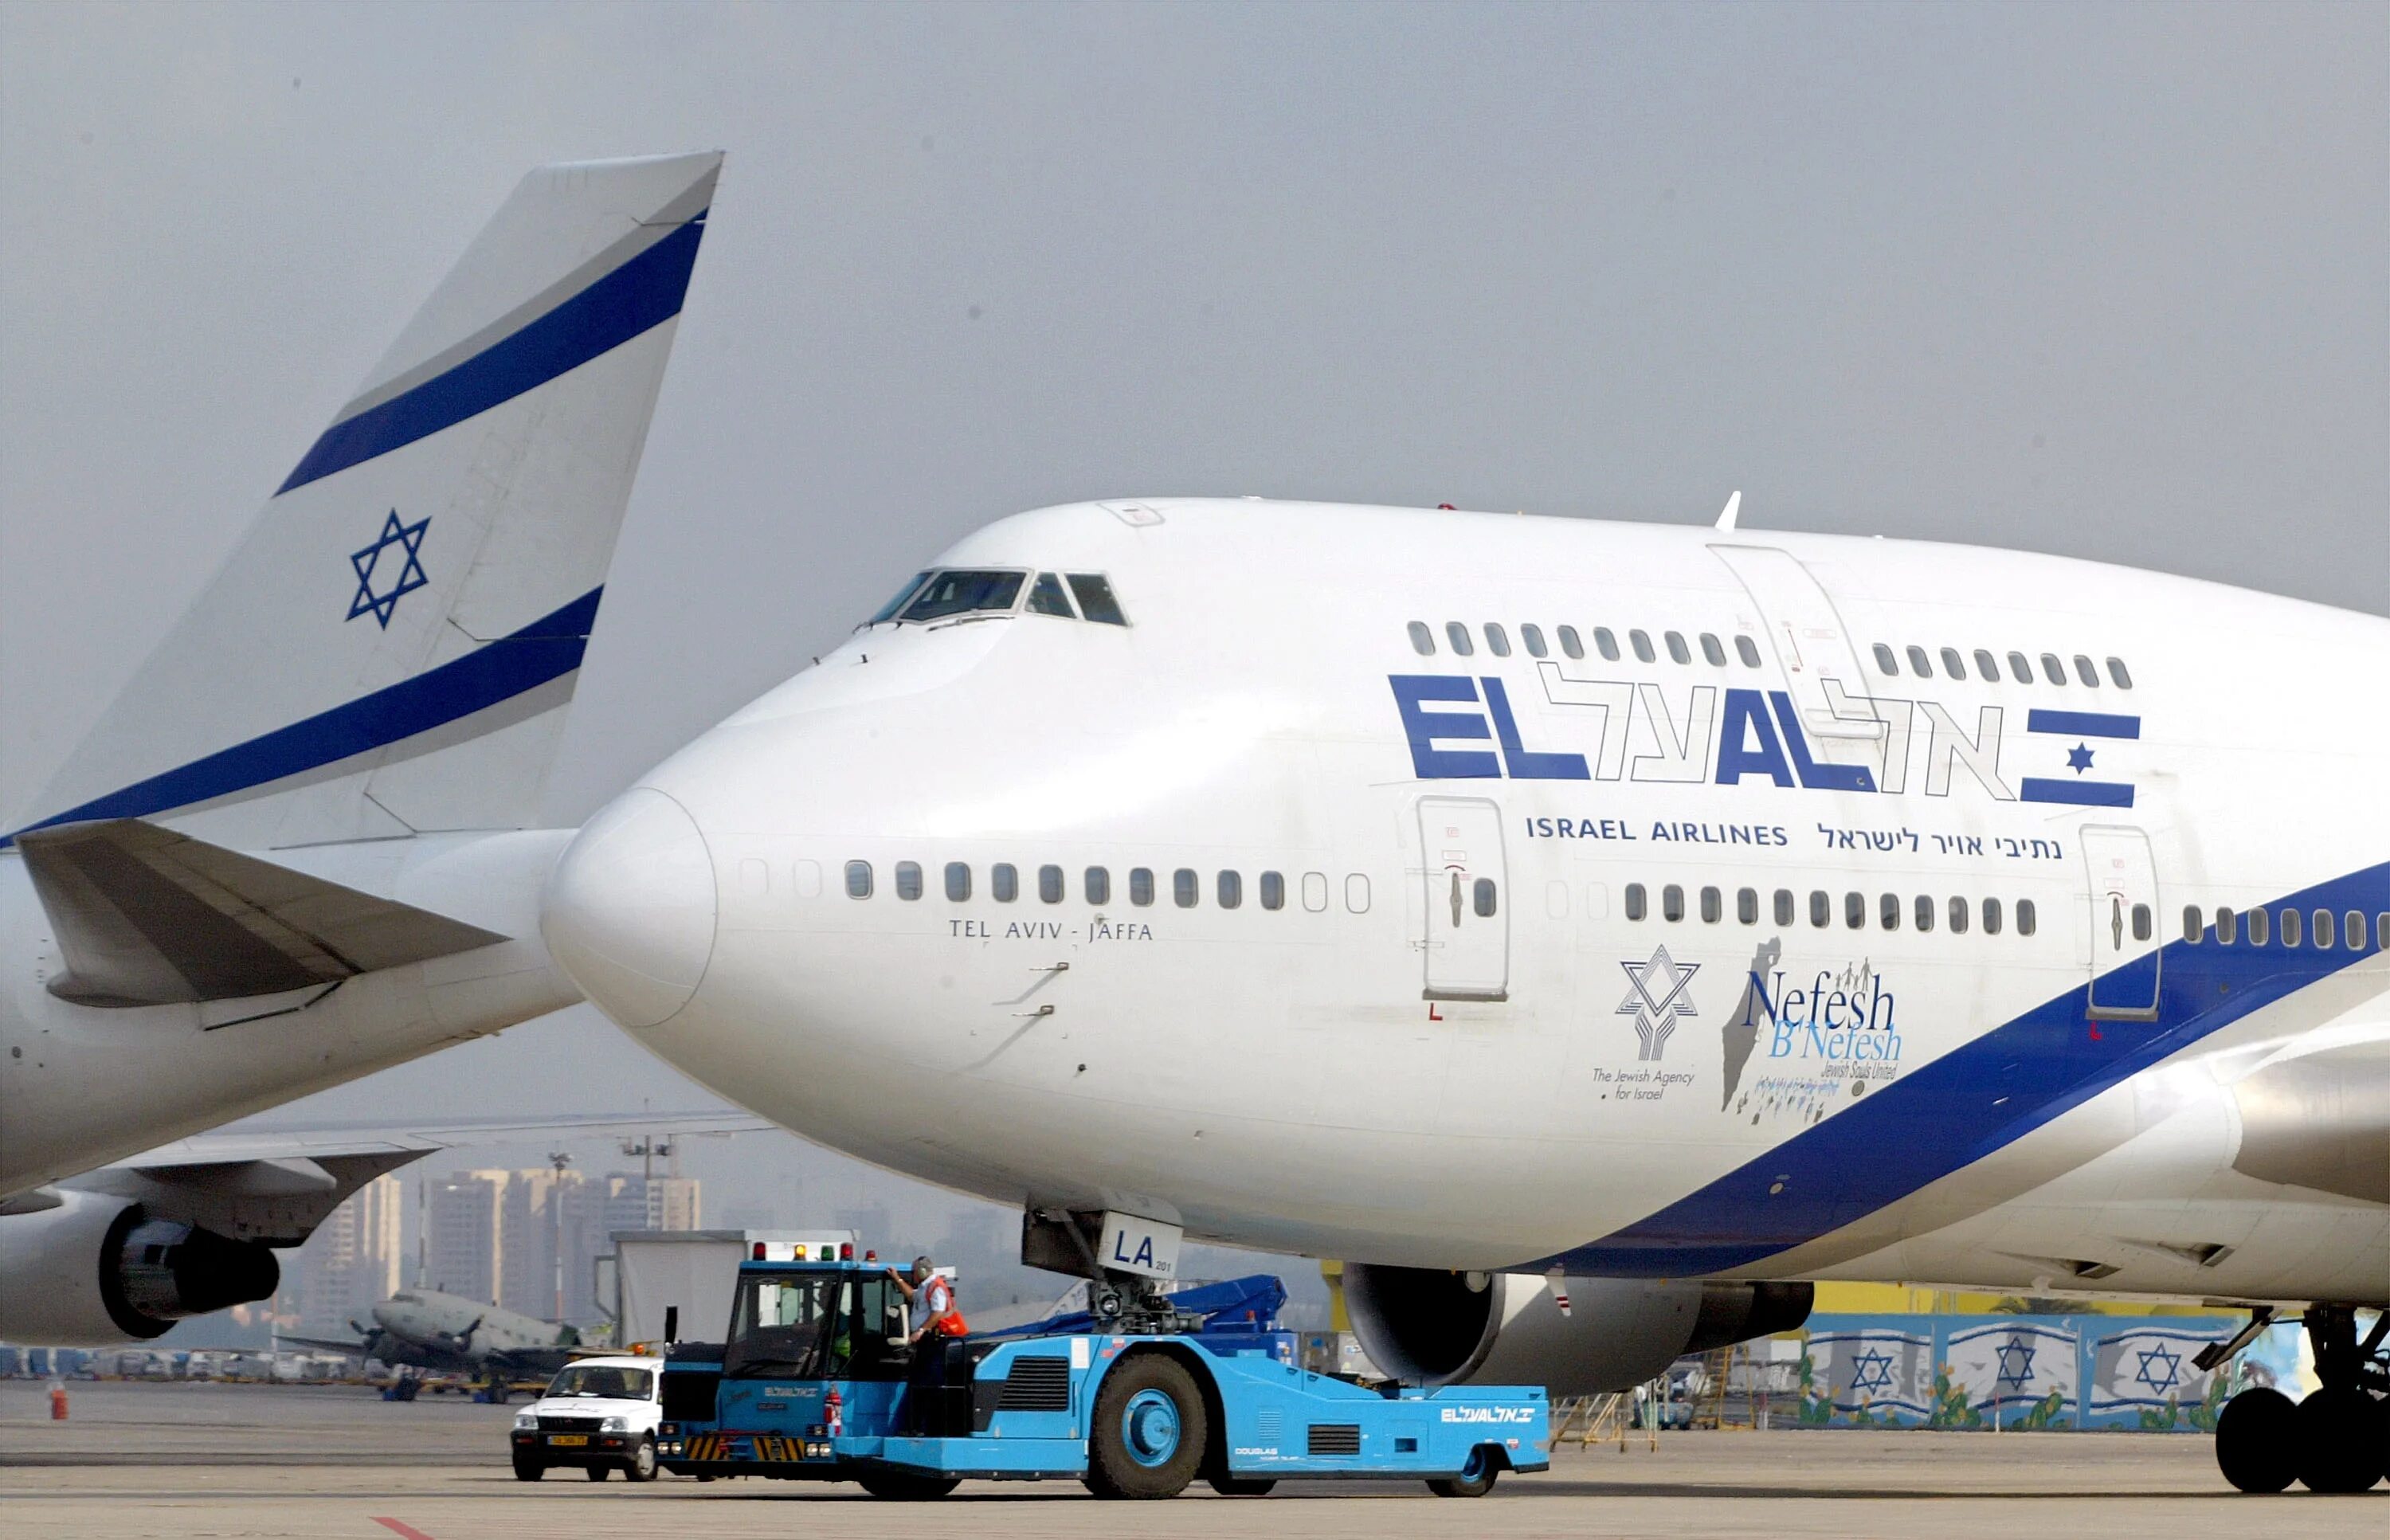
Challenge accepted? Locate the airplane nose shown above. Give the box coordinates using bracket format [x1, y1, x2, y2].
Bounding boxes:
[542, 786, 717, 1028]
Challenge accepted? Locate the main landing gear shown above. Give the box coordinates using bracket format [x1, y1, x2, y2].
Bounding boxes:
[2214, 1305, 2386, 1494]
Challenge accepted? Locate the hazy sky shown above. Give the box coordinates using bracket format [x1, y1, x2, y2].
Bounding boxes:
[3, 3, 2384, 1210]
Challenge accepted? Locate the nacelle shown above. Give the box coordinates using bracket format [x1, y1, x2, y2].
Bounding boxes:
[0, 1189, 280, 1346]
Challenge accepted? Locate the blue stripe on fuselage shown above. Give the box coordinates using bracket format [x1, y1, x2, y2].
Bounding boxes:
[2, 587, 603, 847]
[1544, 858, 2390, 1276]
[276, 215, 707, 495]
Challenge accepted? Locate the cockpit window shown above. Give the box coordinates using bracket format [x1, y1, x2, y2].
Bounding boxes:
[868, 571, 931, 625]
[901, 570, 1025, 622]
[1027, 572, 1076, 617]
[1067, 574, 1128, 625]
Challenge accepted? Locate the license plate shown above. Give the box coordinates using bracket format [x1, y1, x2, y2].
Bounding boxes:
[547, 1434, 588, 1447]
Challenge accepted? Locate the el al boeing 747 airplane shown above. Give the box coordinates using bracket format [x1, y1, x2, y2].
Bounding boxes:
[540, 496, 2389, 1492]
[0, 152, 723, 1346]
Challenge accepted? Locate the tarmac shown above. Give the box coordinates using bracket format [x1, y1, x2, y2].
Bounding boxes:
[2, 1380, 2381, 1538]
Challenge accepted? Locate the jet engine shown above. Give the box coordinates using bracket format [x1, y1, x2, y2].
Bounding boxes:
[0, 1189, 281, 1346]
[1342, 1264, 1812, 1396]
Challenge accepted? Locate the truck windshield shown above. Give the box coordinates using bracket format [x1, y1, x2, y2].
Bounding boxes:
[545, 1365, 651, 1400]
[723, 1271, 907, 1381]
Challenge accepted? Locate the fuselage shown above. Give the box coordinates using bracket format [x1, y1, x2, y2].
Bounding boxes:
[548, 500, 2390, 1304]
[0, 832, 579, 1196]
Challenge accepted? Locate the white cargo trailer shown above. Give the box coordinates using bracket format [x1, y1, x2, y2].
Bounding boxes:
[598, 1230, 856, 1346]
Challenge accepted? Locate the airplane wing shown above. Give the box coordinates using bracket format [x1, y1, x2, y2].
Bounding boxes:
[274, 1332, 376, 1358]
[30, 1108, 774, 1244]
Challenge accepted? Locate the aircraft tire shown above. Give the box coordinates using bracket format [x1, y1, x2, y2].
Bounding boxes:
[1086, 1354, 1207, 1499]
[2296, 1386, 2386, 1493]
[585, 1464, 610, 1481]
[1428, 1447, 1500, 1498]
[856, 1473, 961, 1500]
[2214, 1387, 2298, 1493]
[1205, 1476, 1276, 1495]
[511, 1456, 545, 1483]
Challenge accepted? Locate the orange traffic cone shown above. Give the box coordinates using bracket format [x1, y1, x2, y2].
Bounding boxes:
[49, 1381, 69, 1420]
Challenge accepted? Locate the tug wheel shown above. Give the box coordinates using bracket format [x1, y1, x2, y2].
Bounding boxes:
[1206, 1476, 1276, 1495]
[1087, 1354, 1208, 1499]
[1428, 1446, 1500, 1498]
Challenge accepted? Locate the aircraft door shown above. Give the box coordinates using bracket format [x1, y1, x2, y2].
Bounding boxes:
[2082, 825, 2161, 1018]
[1709, 544, 1880, 744]
[1417, 797, 1508, 1001]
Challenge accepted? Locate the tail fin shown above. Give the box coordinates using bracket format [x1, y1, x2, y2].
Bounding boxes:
[12, 152, 721, 848]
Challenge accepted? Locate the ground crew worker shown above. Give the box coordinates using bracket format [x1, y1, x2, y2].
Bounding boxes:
[887, 1255, 967, 1343]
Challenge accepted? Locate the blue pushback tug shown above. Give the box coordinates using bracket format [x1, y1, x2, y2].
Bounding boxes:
[654, 1253, 1548, 1499]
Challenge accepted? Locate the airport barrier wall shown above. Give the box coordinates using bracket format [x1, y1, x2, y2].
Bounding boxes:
[1792, 1313, 2240, 1431]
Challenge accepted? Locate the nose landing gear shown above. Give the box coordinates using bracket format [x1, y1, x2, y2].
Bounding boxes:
[2213, 1305, 2387, 1494]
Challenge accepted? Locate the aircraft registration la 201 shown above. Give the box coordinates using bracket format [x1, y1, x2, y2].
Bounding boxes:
[543, 495, 2389, 1487]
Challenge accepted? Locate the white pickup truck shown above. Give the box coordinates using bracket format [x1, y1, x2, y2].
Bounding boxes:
[510, 1356, 667, 1481]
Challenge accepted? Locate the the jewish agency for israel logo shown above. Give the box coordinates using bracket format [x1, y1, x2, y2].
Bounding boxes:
[1616, 945, 1700, 1062]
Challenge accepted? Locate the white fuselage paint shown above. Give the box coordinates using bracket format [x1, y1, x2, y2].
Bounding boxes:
[556, 500, 2390, 1305]
[0, 832, 578, 1196]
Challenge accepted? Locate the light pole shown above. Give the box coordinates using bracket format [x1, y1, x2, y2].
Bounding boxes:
[548, 1152, 572, 1323]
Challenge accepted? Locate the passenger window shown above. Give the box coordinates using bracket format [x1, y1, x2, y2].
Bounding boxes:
[1880, 892, 1901, 931]
[1939, 648, 1966, 680]
[2007, 651, 2033, 684]
[2074, 654, 2099, 688]
[1973, 649, 2000, 681]
[1631, 629, 1656, 664]
[1026, 572, 1076, 617]
[992, 863, 1019, 903]
[2312, 908, 2333, 950]
[868, 571, 933, 624]
[1809, 891, 1830, 928]
[1983, 897, 2003, 935]
[2377, 913, 2389, 951]
[1129, 868, 1155, 907]
[1906, 645, 1933, 677]
[2131, 903, 2151, 942]
[1345, 874, 1371, 913]
[844, 860, 873, 899]
[1700, 633, 1726, 666]
[794, 859, 823, 898]
[2249, 906, 2269, 946]
[1173, 869, 1199, 907]
[1260, 871, 1285, 911]
[1445, 622, 1475, 656]
[1738, 888, 1758, 925]
[2107, 657, 2133, 690]
[2280, 907, 2301, 948]
[2017, 899, 2038, 937]
[1038, 864, 1064, 903]
[1735, 636, 1762, 668]
[1915, 894, 1934, 932]
[1472, 879, 1497, 918]
[1521, 624, 1549, 658]
[1625, 883, 1648, 921]
[1065, 574, 1128, 625]
[1773, 889, 1794, 926]
[1302, 872, 1329, 912]
[2217, 907, 2236, 944]
[1408, 621, 1436, 656]
[1845, 891, 1866, 930]
[895, 861, 923, 901]
[1663, 884, 1685, 923]
[1664, 631, 1691, 664]
[1699, 886, 1722, 923]
[945, 862, 971, 902]
[1872, 643, 1899, 676]
[1217, 871, 1242, 910]
[1085, 866, 1111, 905]
[2182, 905, 2202, 943]
[2345, 910, 2365, 952]
[1594, 627, 1621, 661]
[1558, 625, 1585, 660]
[2039, 653, 2067, 685]
[901, 569, 1025, 621]
[1483, 624, 1511, 657]
[1947, 895, 1969, 934]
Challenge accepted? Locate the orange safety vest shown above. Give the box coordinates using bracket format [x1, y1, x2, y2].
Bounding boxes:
[922, 1275, 968, 1337]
